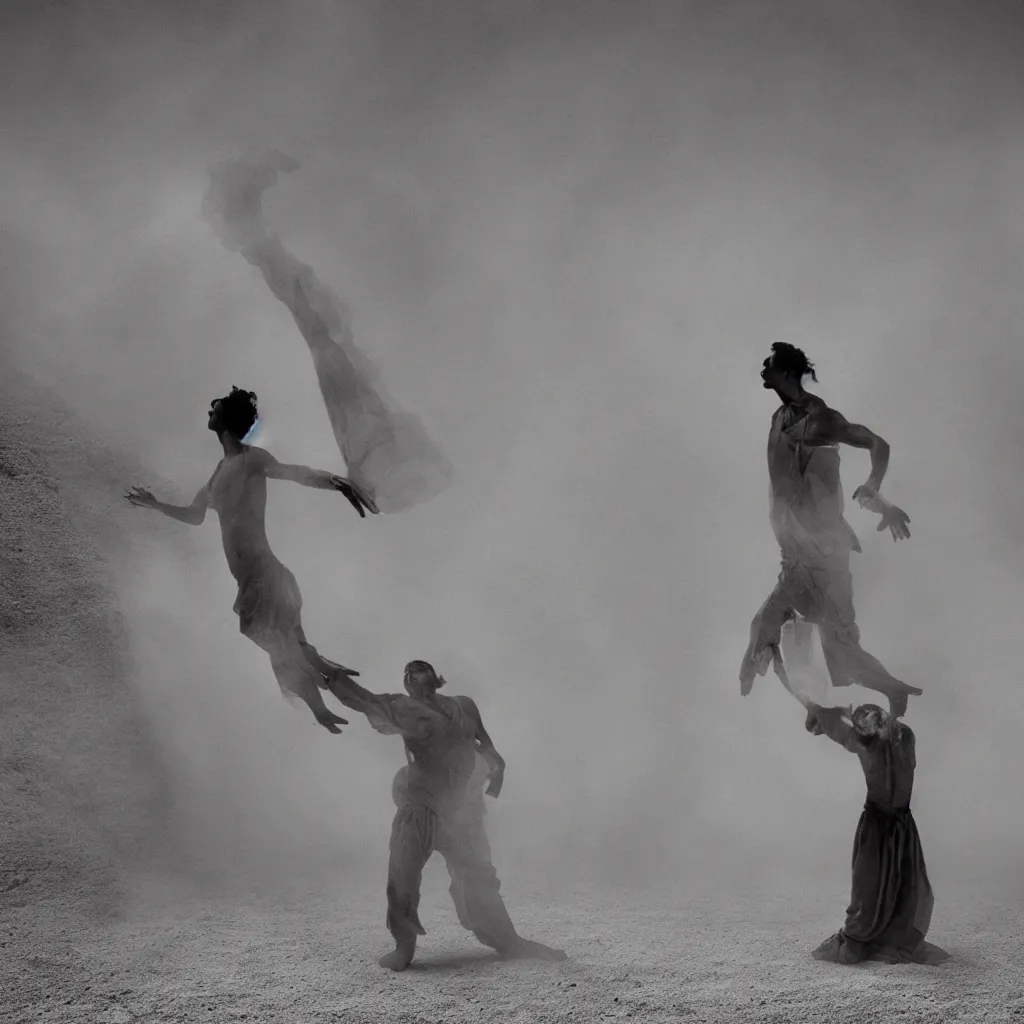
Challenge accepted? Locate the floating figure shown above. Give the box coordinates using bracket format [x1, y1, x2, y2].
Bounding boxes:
[739, 342, 921, 716]
[126, 385, 373, 733]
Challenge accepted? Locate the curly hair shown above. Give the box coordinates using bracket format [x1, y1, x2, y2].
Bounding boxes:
[771, 342, 818, 382]
[213, 386, 259, 440]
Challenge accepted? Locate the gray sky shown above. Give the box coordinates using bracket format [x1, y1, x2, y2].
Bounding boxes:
[3, 0, 1024, 895]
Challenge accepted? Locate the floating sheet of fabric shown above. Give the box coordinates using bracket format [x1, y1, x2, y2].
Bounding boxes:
[203, 152, 453, 513]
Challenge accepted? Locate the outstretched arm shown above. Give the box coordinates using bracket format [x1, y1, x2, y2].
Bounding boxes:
[258, 449, 378, 516]
[456, 696, 506, 797]
[321, 671, 443, 743]
[125, 485, 208, 525]
[804, 702, 863, 754]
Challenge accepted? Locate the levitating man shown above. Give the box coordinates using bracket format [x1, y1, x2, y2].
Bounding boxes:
[739, 342, 922, 716]
[802, 701, 947, 965]
[321, 658, 567, 971]
[126, 385, 375, 733]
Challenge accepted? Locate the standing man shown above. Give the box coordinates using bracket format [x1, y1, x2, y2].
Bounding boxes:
[321, 658, 567, 971]
[126, 385, 375, 733]
[739, 342, 921, 716]
[801, 700, 947, 965]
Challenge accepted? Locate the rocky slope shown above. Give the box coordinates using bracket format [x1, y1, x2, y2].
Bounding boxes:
[0, 361, 171, 914]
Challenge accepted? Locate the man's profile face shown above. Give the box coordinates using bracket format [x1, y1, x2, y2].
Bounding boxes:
[761, 354, 782, 390]
[207, 399, 224, 432]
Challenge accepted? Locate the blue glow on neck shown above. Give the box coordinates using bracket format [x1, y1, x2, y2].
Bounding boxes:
[242, 417, 262, 445]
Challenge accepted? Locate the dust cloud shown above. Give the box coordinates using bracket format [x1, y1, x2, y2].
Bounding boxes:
[3, 0, 1024, 904]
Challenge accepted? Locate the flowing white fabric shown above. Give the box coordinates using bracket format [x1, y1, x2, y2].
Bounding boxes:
[203, 152, 453, 513]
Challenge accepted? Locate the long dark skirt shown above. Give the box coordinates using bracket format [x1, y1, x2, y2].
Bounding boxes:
[813, 802, 948, 965]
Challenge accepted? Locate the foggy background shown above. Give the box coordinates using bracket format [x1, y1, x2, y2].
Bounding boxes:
[2, 0, 1023, 906]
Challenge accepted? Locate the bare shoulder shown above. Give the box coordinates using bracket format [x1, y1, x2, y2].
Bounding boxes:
[239, 445, 281, 474]
[802, 393, 839, 429]
[894, 721, 916, 747]
[381, 692, 421, 710]
[375, 692, 438, 721]
[449, 694, 486, 728]
[803, 397, 871, 447]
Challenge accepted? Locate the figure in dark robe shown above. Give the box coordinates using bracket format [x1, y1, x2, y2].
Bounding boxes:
[803, 701, 948, 965]
[321, 658, 567, 971]
[126, 386, 373, 733]
[739, 342, 922, 717]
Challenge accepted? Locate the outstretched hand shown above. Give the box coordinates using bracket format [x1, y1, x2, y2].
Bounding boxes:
[124, 485, 157, 509]
[804, 701, 853, 735]
[852, 485, 911, 542]
[329, 475, 379, 518]
[876, 503, 911, 541]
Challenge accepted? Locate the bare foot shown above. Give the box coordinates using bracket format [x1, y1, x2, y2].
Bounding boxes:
[499, 938, 567, 962]
[378, 941, 416, 972]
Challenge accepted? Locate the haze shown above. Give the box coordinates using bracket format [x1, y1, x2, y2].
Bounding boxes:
[2, 0, 1023, 902]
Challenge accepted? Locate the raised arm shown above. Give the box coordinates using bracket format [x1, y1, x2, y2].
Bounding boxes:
[321, 671, 443, 744]
[456, 696, 506, 797]
[125, 484, 208, 525]
[804, 702, 864, 754]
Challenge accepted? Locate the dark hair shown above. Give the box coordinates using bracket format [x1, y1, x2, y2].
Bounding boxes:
[213, 386, 258, 440]
[771, 342, 818, 382]
[852, 703, 888, 739]
[404, 660, 446, 690]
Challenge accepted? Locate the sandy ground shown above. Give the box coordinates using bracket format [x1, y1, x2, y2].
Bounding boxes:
[5, 871, 1023, 1024]
[3, 364, 1023, 1024]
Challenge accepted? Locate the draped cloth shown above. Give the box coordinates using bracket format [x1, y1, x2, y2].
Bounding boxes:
[386, 766, 517, 951]
[203, 152, 453, 513]
[813, 801, 948, 965]
[741, 402, 912, 707]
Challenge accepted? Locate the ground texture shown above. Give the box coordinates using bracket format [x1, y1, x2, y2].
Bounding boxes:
[4, 876, 1024, 1024]
[3, 368, 1023, 1024]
